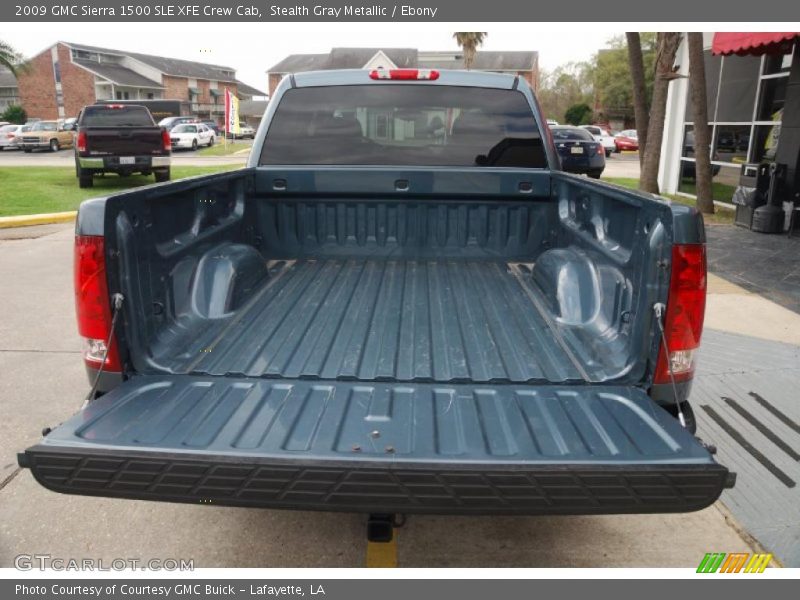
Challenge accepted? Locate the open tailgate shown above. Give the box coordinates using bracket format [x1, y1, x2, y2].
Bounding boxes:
[19, 375, 732, 515]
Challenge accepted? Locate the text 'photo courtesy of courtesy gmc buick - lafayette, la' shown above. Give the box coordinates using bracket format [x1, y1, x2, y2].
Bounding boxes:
[18, 69, 734, 529]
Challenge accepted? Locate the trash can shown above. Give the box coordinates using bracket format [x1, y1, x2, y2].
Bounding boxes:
[752, 163, 787, 234]
[732, 163, 768, 229]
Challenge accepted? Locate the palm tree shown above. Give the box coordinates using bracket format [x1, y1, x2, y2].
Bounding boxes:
[0, 40, 27, 76]
[453, 32, 487, 70]
[687, 32, 714, 214]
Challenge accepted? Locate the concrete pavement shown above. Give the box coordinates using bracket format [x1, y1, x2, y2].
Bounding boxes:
[0, 223, 759, 568]
[601, 151, 641, 179]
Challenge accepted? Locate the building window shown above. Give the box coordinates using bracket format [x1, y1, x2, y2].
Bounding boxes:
[52, 61, 61, 83]
[147, 92, 154, 99]
[678, 44, 793, 203]
[115, 91, 130, 100]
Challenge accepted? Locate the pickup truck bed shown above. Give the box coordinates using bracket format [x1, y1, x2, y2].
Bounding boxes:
[165, 258, 587, 383]
[20, 168, 731, 515]
[20, 71, 732, 519]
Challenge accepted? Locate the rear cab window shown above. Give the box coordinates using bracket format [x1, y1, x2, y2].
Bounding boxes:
[79, 106, 155, 127]
[551, 127, 594, 141]
[259, 84, 547, 168]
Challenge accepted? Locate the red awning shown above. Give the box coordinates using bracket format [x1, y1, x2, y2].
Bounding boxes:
[712, 32, 798, 56]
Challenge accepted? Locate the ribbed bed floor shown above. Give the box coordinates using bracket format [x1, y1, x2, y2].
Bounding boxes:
[167, 259, 589, 383]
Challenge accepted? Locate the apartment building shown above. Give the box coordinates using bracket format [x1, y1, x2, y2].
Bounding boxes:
[17, 42, 265, 121]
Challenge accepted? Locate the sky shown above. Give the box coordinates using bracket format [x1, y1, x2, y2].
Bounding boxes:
[1, 23, 623, 93]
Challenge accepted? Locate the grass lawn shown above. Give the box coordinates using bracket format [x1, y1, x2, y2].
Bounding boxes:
[196, 140, 252, 157]
[0, 165, 240, 217]
[603, 177, 735, 225]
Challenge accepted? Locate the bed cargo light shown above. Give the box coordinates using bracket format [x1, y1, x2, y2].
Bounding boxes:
[74, 235, 121, 372]
[369, 69, 440, 80]
[654, 244, 707, 384]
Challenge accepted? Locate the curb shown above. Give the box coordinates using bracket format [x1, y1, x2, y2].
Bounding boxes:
[0, 211, 77, 229]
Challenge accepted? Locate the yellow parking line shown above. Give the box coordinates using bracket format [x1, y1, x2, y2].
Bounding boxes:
[0, 211, 77, 229]
[366, 535, 398, 568]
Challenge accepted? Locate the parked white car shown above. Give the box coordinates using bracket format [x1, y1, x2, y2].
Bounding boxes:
[0, 124, 22, 150]
[580, 125, 616, 157]
[546, 119, 559, 126]
[169, 123, 215, 150]
[227, 122, 256, 139]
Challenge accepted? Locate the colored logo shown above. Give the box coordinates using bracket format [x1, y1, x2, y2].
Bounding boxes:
[697, 552, 772, 573]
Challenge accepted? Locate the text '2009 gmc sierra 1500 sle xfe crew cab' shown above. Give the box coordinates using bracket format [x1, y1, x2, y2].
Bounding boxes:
[19, 69, 733, 530]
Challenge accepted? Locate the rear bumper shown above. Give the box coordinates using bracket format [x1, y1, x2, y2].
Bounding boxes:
[18, 447, 732, 515]
[78, 155, 171, 169]
[19, 141, 50, 149]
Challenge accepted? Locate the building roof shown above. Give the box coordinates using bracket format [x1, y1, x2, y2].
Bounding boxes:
[419, 51, 538, 71]
[63, 42, 237, 82]
[239, 100, 269, 117]
[268, 48, 537, 74]
[328, 47, 417, 69]
[236, 80, 267, 98]
[72, 60, 164, 88]
[269, 48, 418, 73]
[267, 53, 331, 73]
[0, 67, 17, 88]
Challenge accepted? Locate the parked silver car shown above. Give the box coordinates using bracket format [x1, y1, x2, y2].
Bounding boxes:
[0, 124, 22, 150]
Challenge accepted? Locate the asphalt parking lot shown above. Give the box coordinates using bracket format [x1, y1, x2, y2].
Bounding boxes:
[0, 223, 763, 568]
[0, 143, 250, 167]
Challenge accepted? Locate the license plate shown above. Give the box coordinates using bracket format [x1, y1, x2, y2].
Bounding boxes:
[119, 157, 135, 165]
[570, 146, 584, 155]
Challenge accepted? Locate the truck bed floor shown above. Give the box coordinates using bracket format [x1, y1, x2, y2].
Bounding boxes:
[165, 259, 591, 383]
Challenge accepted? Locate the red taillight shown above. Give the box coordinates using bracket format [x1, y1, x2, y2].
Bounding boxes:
[654, 244, 707, 384]
[597, 143, 605, 154]
[369, 69, 440, 80]
[105, 104, 125, 109]
[74, 235, 121, 372]
[77, 130, 87, 153]
[161, 128, 171, 152]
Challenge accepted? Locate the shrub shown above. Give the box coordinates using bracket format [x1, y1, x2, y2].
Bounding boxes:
[564, 103, 593, 126]
[1, 104, 27, 124]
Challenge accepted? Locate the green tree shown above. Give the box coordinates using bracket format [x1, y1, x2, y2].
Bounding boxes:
[1, 104, 26, 124]
[453, 32, 487, 70]
[537, 62, 593, 123]
[590, 33, 657, 126]
[0, 40, 28, 76]
[564, 103, 593, 125]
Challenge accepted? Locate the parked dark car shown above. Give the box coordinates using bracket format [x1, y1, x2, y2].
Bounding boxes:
[200, 120, 221, 135]
[551, 125, 606, 178]
[74, 103, 171, 188]
[157, 115, 198, 131]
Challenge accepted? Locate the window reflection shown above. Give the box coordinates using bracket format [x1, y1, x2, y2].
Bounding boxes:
[678, 161, 738, 202]
[713, 125, 750, 164]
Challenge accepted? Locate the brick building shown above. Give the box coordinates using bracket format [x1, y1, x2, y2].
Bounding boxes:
[17, 42, 265, 122]
[266, 48, 539, 96]
[0, 67, 20, 113]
